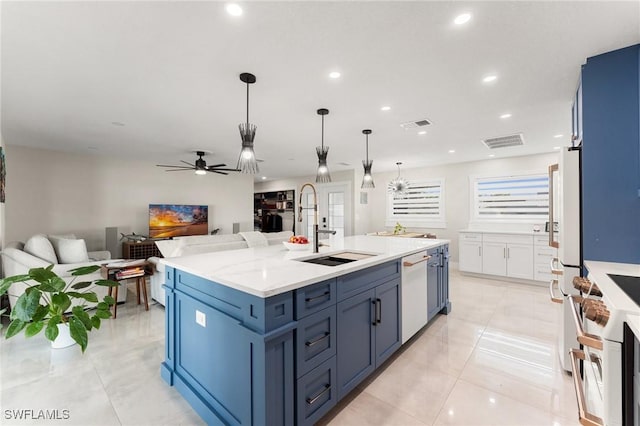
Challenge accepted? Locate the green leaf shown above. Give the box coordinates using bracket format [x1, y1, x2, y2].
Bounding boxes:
[71, 281, 92, 290]
[69, 317, 88, 352]
[94, 279, 119, 287]
[51, 293, 71, 315]
[94, 309, 112, 319]
[96, 302, 109, 310]
[45, 316, 61, 341]
[5, 319, 26, 338]
[29, 267, 57, 284]
[67, 292, 98, 303]
[38, 277, 66, 293]
[25, 321, 44, 337]
[68, 265, 100, 276]
[72, 306, 92, 331]
[46, 264, 54, 271]
[0, 275, 30, 295]
[13, 289, 42, 322]
[32, 305, 49, 322]
[91, 316, 101, 329]
[103, 295, 115, 306]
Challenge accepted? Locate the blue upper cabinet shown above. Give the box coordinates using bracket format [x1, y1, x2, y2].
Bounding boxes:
[581, 44, 640, 264]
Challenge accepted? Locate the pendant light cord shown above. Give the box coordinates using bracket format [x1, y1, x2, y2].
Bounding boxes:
[366, 135, 369, 163]
[246, 82, 249, 125]
[321, 115, 325, 149]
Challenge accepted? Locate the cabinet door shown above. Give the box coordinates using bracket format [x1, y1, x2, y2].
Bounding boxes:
[482, 242, 507, 276]
[459, 241, 482, 273]
[427, 256, 440, 321]
[336, 289, 375, 400]
[506, 243, 534, 280]
[374, 278, 401, 367]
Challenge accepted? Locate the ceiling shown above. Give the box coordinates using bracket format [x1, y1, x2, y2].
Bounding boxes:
[1, 1, 639, 181]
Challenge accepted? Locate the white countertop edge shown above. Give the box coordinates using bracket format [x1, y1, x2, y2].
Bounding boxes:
[160, 235, 449, 298]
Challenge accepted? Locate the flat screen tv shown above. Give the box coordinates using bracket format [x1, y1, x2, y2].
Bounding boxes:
[149, 204, 208, 238]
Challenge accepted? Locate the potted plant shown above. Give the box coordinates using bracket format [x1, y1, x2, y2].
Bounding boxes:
[0, 264, 118, 352]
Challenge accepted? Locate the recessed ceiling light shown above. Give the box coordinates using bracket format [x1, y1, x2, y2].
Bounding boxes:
[483, 75, 497, 83]
[448, 150, 455, 153]
[418, 131, 427, 135]
[381, 106, 391, 111]
[500, 113, 512, 119]
[553, 146, 561, 150]
[488, 154, 495, 158]
[261, 176, 267, 180]
[553, 134, 563, 138]
[454, 13, 471, 25]
[226, 3, 243, 16]
[329, 71, 341, 79]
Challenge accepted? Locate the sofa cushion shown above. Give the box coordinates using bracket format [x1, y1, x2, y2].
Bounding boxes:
[238, 231, 268, 248]
[180, 241, 248, 256]
[56, 238, 90, 264]
[23, 234, 58, 264]
[264, 231, 294, 245]
[48, 234, 77, 259]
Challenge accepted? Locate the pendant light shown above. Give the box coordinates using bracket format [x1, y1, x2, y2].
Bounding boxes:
[361, 129, 375, 189]
[388, 162, 410, 198]
[316, 108, 331, 183]
[236, 72, 259, 174]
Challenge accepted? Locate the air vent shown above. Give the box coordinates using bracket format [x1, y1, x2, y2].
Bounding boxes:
[400, 118, 432, 130]
[482, 133, 525, 149]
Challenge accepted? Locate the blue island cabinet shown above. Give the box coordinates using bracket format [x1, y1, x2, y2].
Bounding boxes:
[161, 258, 404, 425]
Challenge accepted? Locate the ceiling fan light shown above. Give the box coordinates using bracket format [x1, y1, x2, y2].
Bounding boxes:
[195, 169, 207, 175]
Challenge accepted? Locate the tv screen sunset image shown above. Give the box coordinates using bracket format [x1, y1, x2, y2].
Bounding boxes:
[149, 204, 208, 238]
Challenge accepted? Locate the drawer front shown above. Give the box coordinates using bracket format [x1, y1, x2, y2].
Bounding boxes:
[296, 357, 337, 426]
[296, 306, 337, 378]
[459, 232, 482, 242]
[534, 267, 554, 282]
[534, 235, 552, 246]
[295, 279, 336, 319]
[535, 247, 556, 263]
[483, 233, 533, 245]
[337, 260, 400, 301]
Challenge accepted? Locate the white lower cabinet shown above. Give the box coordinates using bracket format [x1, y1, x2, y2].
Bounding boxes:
[460, 231, 540, 281]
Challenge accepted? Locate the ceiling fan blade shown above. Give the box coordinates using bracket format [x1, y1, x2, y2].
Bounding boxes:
[157, 164, 193, 169]
[209, 168, 241, 172]
[164, 169, 192, 172]
[180, 160, 195, 167]
[211, 170, 229, 175]
[207, 163, 226, 168]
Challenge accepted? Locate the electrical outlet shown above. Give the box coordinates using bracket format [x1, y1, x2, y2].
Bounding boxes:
[195, 310, 206, 327]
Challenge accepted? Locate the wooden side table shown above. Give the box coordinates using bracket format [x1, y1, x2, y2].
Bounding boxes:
[101, 261, 152, 319]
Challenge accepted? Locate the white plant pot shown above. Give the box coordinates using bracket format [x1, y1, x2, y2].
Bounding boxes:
[51, 323, 76, 349]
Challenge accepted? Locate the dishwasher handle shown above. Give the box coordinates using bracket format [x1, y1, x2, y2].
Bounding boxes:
[403, 255, 431, 267]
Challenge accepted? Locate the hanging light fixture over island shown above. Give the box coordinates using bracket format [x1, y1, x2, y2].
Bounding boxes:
[361, 129, 375, 189]
[315, 108, 331, 183]
[388, 162, 410, 198]
[236, 72, 259, 174]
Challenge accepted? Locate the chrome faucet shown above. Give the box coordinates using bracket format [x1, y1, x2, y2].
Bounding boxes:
[298, 182, 336, 253]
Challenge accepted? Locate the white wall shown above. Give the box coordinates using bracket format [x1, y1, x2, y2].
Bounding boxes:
[362, 152, 559, 261]
[5, 145, 254, 251]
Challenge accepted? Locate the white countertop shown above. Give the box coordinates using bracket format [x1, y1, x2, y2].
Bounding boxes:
[584, 260, 640, 338]
[161, 235, 449, 298]
[459, 229, 550, 236]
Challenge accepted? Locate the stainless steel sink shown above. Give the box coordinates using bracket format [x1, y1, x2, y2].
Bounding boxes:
[297, 251, 377, 267]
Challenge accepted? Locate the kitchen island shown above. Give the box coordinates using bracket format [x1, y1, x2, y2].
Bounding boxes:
[160, 235, 450, 425]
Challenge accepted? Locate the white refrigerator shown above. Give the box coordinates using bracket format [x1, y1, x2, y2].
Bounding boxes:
[549, 147, 582, 372]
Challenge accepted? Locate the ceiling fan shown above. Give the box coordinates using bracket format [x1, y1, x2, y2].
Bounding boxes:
[157, 151, 240, 175]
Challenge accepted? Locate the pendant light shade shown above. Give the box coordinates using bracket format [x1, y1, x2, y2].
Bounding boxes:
[316, 108, 331, 183]
[388, 162, 410, 198]
[361, 129, 375, 189]
[236, 72, 259, 174]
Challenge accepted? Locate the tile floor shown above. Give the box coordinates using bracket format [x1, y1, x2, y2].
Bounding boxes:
[0, 270, 580, 425]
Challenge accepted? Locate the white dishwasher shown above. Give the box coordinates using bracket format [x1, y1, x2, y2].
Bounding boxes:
[401, 251, 429, 344]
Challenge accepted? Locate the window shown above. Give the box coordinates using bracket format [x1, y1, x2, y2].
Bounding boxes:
[472, 173, 549, 221]
[386, 179, 445, 228]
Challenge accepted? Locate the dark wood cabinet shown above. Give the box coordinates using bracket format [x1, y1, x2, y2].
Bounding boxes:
[122, 241, 162, 260]
[254, 190, 295, 233]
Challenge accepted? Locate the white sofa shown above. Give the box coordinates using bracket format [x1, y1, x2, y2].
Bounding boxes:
[148, 231, 293, 306]
[1, 234, 121, 310]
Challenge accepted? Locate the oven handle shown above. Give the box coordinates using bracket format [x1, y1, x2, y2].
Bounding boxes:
[569, 349, 604, 426]
[403, 255, 431, 267]
[550, 257, 563, 276]
[549, 279, 563, 304]
[568, 295, 603, 350]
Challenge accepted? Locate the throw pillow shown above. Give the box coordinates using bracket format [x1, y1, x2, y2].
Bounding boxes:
[24, 234, 58, 264]
[57, 238, 90, 264]
[48, 234, 77, 259]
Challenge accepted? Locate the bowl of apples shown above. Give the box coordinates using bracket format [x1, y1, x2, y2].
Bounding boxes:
[283, 235, 310, 251]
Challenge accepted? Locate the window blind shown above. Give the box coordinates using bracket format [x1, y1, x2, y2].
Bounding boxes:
[387, 179, 445, 227]
[474, 174, 549, 220]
